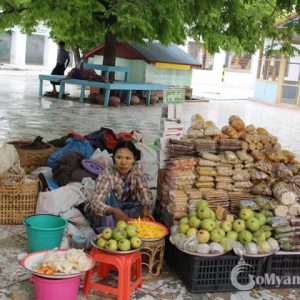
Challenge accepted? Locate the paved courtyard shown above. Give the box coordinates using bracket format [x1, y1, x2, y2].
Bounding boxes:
[0, 67, 299, 299]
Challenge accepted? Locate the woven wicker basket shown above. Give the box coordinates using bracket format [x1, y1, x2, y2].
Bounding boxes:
[0, 174, 39, 224]
[140, 237, 165, 281]
[9, 140, 57, 173]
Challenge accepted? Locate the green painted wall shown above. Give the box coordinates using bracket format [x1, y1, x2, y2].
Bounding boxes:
[89, 55, 192, 87]
[145, 64, 192, 87]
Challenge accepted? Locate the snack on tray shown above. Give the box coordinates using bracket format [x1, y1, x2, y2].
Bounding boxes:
[198, 159, 218, 167]
[200, 152, 220, 162]
[229, 115, 245, 131]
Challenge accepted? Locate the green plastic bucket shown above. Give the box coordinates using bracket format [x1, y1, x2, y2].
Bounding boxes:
[23, 214, 68, 252]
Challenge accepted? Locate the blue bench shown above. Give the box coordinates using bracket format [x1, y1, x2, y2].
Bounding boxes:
[38, 74, 168, 107]
[83, 63, 128, 82]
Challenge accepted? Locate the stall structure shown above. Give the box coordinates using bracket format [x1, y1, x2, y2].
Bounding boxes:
[84, 41, 200, 97]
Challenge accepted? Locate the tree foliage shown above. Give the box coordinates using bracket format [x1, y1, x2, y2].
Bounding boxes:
[0, 0, 300, 65]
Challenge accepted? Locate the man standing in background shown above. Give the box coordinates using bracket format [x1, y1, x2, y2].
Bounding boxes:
[50, 41, 70, 96]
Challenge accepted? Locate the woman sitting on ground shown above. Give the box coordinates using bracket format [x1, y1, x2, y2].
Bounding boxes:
[85, 141, 154, 230]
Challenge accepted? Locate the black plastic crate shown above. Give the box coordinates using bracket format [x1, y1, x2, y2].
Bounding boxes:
[265, 252, 300, 289]
[165, 241, 266, 293]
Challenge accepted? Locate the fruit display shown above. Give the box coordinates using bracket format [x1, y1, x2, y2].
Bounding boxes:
[169, 199, 285, 256]
[159, 113, 300, 252]
[94, 221, 142, 252]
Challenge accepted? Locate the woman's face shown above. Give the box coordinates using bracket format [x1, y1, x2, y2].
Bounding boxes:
[114, 148, 135, 176]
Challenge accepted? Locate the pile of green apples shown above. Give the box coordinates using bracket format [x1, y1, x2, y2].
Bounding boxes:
[95, 220, 142, 252]
[175, 200, 279, 254]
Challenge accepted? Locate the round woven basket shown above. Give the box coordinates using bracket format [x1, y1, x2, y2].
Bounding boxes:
[0, 174, 39, 224]
[140, 237, 165, 281]
[9, 140, 57, 173]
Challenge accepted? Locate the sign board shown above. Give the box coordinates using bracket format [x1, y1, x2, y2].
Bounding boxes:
[163, 89, 185, 104]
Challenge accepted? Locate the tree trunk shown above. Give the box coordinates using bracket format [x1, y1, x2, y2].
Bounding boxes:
[73, 47, 81, 67]
[103, 31, 117, 80]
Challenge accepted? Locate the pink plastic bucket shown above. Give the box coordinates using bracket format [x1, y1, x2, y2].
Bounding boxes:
[31, 275, 81, 300]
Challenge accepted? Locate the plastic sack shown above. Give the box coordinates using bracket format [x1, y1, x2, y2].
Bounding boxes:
[90, 148, 113, 169]
[47, 137, 94, 168]
[36, 185, 87, 215]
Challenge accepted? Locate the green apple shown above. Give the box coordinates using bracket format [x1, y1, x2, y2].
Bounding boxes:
[221, 221, 232, 233]
[189, 216, 201, 229]
[126, 224, 137, 238]
[118, 238, 131, 251]
[254, 213, 267, 226]
[246, 217, 261, 232]
[197, 207, 213, 220]
[265, 231, 272, 239]
[238, 230, 253, 244]
[239, 208, 254, 221]
[210, 229, 224, 243]
[257, 241, 271, 253]
[253, 230, 267, 242]
[226, 230, 238, 241]
[186, 228, 198, 237]
[112, 229, 127, 241]
[178, 223, 190, 234]
[210, 211, 216, 220]
[220, 238, 231, 251]
[96, 237, 107, 248]
[232, 219, 246, 233]
[102, 228, 113, 240]
[130, 236, 142, 249]
[179, 217, 189, 225]
[201, 219, 216, 232]
[105, 239, 118, 251]
[196, 200, 209, 210]
[196, 229, 210, 243]
[116, 220, 127, 231]
[188, 210, 197, 218]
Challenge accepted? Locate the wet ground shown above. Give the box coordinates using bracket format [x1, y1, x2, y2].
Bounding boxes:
[0, 67, 300, 299]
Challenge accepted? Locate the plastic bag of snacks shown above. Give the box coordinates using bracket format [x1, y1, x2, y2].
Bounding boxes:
[197, 176, 214, 182]
[204, 121, 221, 136]
[198, 159, 218, 167]
[239, 200, 260, 211]
[249, 169, 269, 180]
[215, 176, 232, 183]
[234, 181, 253, 188]
[215, 182, 234, 191]
[195, 182, 214, 188]
[229, 115, 245, 131]
[217, 166, 234, 176]
[224, 151, 239, 163]
[236, 151, 253, 162]
[200, 152, 220, 162]
[267, 216, 289, 228]
[232, 170, 250, 181]
[253, 196, 275, 210]
[196, 167, 217, 177]
[252, 182, 272, 196]
[255, 160, 273, 175]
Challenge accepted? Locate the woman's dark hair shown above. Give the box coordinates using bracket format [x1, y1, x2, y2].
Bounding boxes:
[58, 41, 65, 47]
[113, 141, 141, 161]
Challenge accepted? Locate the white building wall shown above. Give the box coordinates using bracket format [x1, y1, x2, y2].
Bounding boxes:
[7, 25, 58, 68]
[179, 41, 259, 98]
[10, 28, 27, 65]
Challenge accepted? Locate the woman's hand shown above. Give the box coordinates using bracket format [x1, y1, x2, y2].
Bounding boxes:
[142, 207, 155, 221]
[112, 208, 130, 222]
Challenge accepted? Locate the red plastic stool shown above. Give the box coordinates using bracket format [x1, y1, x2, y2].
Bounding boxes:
[83, 247, 142, 300]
